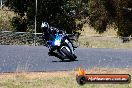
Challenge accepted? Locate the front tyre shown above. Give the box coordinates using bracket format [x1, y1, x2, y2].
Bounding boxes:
[61, 46, 76, 61]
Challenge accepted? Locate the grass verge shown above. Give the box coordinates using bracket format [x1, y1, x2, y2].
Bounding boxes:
[78, 36, 132, 48]
[78, 24, 132, 49]
[0, 68, 132, 88]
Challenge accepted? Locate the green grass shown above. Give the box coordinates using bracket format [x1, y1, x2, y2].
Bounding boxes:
[0, 68, 132, 88]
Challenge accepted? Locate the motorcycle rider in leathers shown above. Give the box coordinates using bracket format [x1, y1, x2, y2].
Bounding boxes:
[41, 22, 64, 56]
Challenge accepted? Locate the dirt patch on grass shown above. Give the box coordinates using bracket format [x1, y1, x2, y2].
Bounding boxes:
[0, 68, 131, 88]
[0, 71, 71, 80]
[0, 68, 132, 79]
[0, 10, 15, 31]
[78, 24, 132, 49]
[81, 24, 117, 37]
[88, 68, 132, 74]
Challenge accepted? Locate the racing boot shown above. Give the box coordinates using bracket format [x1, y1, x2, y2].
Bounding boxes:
[48, 46, 56, 56]
[48, 51, 55, 56]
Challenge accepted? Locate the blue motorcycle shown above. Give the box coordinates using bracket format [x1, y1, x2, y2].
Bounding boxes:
[47, 31, 77, 61]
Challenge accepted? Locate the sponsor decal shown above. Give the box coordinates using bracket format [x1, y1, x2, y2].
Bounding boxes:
[76, 68, 131, 85]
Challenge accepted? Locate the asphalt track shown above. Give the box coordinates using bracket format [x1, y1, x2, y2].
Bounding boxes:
[0, 45, 132, 73]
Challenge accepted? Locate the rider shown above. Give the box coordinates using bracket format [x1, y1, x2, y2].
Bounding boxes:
[41, 22, 62, 55]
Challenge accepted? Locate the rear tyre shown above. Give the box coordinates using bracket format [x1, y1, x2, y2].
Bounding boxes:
[61, 46, 76, 61]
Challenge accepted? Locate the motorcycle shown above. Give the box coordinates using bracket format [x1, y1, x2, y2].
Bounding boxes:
[46, 31, 77, 61]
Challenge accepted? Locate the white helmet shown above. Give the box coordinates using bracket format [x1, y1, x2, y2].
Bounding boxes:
[41, 22, 50, 33]
[41, 22, 49, 29]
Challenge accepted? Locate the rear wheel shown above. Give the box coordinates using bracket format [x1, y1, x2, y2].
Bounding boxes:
[61, 46, 76, 61]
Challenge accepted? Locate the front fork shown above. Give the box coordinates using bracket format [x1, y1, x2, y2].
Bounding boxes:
[64, 39, 75, 54]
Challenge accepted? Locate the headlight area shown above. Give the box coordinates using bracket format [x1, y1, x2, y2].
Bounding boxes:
[54, 39, 61, 46]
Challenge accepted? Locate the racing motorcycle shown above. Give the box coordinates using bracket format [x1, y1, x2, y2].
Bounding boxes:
[46, 30, 77, 61]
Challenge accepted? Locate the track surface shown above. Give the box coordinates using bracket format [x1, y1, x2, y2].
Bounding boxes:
[0, 45, 132, 72]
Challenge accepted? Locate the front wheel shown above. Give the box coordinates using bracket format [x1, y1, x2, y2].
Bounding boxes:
[61, 46, 76, 61]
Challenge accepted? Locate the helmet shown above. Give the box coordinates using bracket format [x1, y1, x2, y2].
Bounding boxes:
[41, 22, 50, 33]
